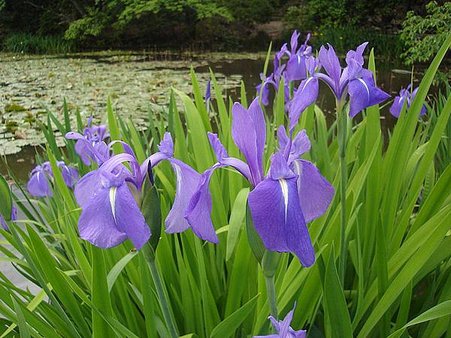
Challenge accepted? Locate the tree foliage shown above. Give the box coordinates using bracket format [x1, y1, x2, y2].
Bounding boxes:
[400, 1, 451, 64]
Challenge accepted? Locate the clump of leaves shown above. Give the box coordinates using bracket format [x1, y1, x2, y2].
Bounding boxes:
[5, 120, 18, 133]
[24, 111, 36, 126]
[4, 103, 26, 113]
[400, 1, 451, 65]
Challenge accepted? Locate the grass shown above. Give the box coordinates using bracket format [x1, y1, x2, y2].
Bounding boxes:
[3, 33, 75, 55]
[0, 36, 449, 337]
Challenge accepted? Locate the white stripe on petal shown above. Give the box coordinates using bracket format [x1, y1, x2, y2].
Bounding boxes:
[279, 179, 289, 222]
[358, 78, 370, 101]
[109, 186, 117, 222]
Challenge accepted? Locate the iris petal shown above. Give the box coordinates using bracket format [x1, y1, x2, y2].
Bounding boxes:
[348, 76, 390, 117]
[74, 170, 103, 208]
[292, 159, 334, 223]
[289, 77, 319, 130]
[27, 171, 52, 197]
[78, 183, 150, 249]
[78, 187, 128, 248]
[248, 175, 315, 266]
[165, 159, 201, 234]
[232, 98, 266, 186]
[318, 44, 341, 89]
[185, 168, 219, 243]
[114, 184, 150, 249]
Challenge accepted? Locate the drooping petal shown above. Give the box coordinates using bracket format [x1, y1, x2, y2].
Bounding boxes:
[389, 94, 407, 118]
[248, 174, 315, 266]
[27, 170, 52, 197]
[292, 159, 334, 223]
[256, 80, 271, 106]
[185, 168, 218, 243]
[114, 184, 150, 249]
[78, 186, 128, 248]
[93, 141, 110, 164]
[288, 77, 319, 131]
[348, 76, 390, 118]
[58, 162, 79, 188]
[75, 170, 103, 208]
[75, 140, 94, 165]
[185, 167, 219, 243]
[411, 87, 427, 116]
[165, 159, 201, 234]
[248, 177, 289, 252]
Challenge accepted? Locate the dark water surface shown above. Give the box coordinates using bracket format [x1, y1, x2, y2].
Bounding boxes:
[1, 54, 426, 182]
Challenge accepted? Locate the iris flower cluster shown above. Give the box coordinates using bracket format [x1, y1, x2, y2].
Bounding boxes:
[389, 85, 427, 118]
[257, 31, 390, 131]
[186, 98, 334, 266]
[66, 117, 110, 165]
[20, 30, 435, 337]
[72, 131, 218, 249]
[27, 161, 79, 197]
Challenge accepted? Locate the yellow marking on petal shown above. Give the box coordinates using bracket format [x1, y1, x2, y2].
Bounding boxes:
[279, 179, 289, 222]
[109, 186, 117, 222]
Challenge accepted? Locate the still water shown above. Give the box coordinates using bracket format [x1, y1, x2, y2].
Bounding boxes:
[0, 52, 424, 181]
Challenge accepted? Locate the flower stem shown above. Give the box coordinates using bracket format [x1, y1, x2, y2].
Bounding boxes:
[337, 101, 348, 285]
[262, 251, 280, 320]
[143, 248, 178, 338]
[265, 274, 278, 320]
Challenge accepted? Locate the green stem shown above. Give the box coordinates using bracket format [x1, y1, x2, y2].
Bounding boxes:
[144, 249, 178, 338]
[262, 251, 280, 321]
[337, 101, 348, 285]
[265, 274, 278, 320]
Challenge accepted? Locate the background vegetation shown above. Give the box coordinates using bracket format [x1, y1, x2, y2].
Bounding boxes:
[1, 0, 449, 65]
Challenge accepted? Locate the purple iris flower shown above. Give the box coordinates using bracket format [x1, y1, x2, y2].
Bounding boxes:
[254, 304, 306, 338]
[0, 206, 17, 231]
[285, 31, 312, 82]
[66, 119, 110, 165]
[289, 42, 390, 129]
[74, 132, 213, 249]
[389, 85, 427, 118]
[27, 161, 79, 197]
[257, 31, 312, 106]
[185, 98, 334, 266]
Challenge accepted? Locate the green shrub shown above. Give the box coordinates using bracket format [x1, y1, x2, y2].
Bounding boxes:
[400, 1, 451, 65]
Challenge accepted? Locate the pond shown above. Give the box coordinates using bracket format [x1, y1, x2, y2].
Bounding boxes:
[0, 51, 422, 181]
